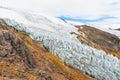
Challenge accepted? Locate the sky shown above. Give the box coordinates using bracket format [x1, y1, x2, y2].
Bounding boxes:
[0, 0, 120, 27]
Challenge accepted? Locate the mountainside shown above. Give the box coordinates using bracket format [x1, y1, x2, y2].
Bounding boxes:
[76, 25, 120, 58]
[0, 19, 92, 80]
[0, 7, 120, 80]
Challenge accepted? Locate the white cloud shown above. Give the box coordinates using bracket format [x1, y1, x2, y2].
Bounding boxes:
[0, 0, 120, 26]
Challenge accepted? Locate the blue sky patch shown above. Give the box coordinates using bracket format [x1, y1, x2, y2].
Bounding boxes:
[58, 16, 117, 23]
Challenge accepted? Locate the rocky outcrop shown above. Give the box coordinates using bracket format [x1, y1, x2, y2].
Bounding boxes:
[0, 20, 36, 69]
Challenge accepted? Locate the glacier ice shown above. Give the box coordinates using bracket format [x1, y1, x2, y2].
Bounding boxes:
[0, 7, 79, 39]
[4, 18, 120, 80]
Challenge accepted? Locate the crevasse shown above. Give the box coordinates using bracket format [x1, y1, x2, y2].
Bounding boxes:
[4, 18, 120, 80]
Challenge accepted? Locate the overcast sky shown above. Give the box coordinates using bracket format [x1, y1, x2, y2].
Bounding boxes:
[0, 0, 120, 26]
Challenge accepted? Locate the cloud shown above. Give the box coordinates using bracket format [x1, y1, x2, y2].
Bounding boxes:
[0, 0, 120, 26]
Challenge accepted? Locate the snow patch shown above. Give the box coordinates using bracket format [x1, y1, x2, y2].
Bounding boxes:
[67, 20, 84, 26]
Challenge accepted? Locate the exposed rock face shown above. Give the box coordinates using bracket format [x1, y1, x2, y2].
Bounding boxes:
[76, 25, 120, 58]
[115, 28, 120, 31]
[0, 27, 35, 69]
[0, 19, 92, 80]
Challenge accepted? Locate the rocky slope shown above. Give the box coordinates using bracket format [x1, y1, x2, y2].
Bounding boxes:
[76, 25, 120, 58]
[0, 19, 93, 80]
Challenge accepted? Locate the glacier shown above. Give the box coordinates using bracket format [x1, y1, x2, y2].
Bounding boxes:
[1, 7, 120, 80]
[4, 18, 120, 80]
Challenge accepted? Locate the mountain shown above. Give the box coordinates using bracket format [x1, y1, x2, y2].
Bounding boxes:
[0, 7, 120, 80]
[67, 21, 120, 58]
[76, 25, 120, 58]
[0, 19, 92, 80]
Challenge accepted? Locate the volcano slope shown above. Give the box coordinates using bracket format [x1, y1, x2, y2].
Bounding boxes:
[0, 19, 92, 80]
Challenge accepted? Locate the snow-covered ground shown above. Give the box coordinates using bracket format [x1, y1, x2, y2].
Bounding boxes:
[100, 24, 120, 38]
[1, 7, 120, 80]
[101, 28, 120, 38]
[67, 20, 84, 25]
